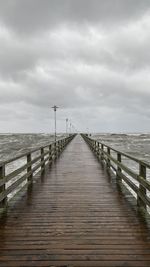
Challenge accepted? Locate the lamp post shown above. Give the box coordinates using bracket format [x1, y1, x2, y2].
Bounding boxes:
[52, 105, 59, 142]
[66, 118, 68, 136]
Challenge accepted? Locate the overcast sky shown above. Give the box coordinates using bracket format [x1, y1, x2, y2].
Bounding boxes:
[0, 0, 150, 133]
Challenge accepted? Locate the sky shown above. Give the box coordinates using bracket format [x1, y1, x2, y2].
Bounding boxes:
[0, 0, 150, 133]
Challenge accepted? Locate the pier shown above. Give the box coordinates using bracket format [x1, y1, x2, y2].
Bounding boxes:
[0, 134, 150, 266]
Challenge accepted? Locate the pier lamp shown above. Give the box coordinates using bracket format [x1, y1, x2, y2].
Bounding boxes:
[52, 105, 59, 142]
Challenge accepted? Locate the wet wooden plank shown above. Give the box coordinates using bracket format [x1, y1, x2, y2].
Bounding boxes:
[0, 135, 150, 267]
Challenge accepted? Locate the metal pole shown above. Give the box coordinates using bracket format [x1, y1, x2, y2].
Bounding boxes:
[52, 106, 59, 142]
[54, 109, 56, 142]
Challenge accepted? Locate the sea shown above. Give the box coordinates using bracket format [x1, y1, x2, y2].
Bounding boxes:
[92, 133, 150, 164]
[1, 133, 150, 163]
[0, 133, 66, 162]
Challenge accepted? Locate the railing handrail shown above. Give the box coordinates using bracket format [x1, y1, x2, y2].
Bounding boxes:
[89, 136, 150, 169]
[0, 135, 72, 167]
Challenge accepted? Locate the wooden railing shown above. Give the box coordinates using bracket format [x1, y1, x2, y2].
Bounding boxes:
[82, 134, 150, 211]
[0, 134, 76, 209]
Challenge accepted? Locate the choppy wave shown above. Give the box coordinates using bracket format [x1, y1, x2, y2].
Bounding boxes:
[92, 133, 150, 164]
[1, 133, 150, 164]
[0, 133, 66, 162]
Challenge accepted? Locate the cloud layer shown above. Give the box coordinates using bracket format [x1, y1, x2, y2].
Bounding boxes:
[0, 0, 150, 132]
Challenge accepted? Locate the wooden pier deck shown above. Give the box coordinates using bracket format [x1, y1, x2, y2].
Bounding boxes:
[0, 135, 150, 266]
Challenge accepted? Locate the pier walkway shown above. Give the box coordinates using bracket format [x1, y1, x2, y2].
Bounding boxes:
[0, 135, 150, 266]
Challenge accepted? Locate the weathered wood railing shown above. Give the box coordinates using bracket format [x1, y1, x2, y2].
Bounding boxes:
[0, 134, 76, 209]
[82, 134, 150, 212]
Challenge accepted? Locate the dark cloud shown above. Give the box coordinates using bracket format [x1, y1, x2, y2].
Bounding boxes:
[0, 0, 149, 35]
[0, 0, 150, 132]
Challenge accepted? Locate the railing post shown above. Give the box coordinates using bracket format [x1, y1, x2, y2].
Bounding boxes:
[91, 140, 93, 150]
[54, 142, 57, 159]
[41, 148, 45, 172]
[55, 142, 57, 158]
[95, 141, 97, 153]
[116, 153, 122, 182]
[49, 144, 52, 164]
[101, 144, 104, 161]
[61, 140, 63, 150]
[60, 140, 63, 151]
[96, 142, 99, 157]
[60, 140, 62, 153]
[51, 144, 54, 160]
[97, 142, 100, 159]
[56, 141, 58, 157]
[107, 147, 110, 168]
[0, 165, 7, 208]
[57, 141, 60, 155]
[137, 163, 146, 210]
[27, 153, 33, 182]
[59, 140, 62, 151]
[57, 141, 58, 156]
[93, 140, 95, 151]
[95, 141, 97, 156]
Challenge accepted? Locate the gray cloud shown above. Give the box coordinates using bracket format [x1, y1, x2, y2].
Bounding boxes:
[0, 1, 150, 132]
[0, 0, 149, 35]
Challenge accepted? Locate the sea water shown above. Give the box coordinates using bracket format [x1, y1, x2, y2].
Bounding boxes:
[92, 133, 150, 164]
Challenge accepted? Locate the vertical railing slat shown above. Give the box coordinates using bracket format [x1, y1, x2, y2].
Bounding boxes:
[49, 144, 52, 164]
[101, 144, 104, 161]
[41, 148, 45, 172]
[0, 165, 7, 208]
[107, 147, 110, 168]
[116, 153, 122, 182]
[27, 153, 32, 182]
[137, 164, 146, 210]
